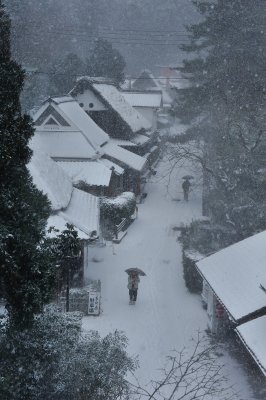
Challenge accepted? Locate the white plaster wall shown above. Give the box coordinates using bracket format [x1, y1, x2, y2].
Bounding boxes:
[207, 288, 216, 333]
[75, 89, 107, 111]
[134, 107, 157, 130]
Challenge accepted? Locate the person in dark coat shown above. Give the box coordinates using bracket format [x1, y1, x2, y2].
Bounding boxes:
[182, 179, 191, 201]
[127, 272, 140, 303]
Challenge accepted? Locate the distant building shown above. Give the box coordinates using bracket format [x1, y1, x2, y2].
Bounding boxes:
[32, 95, 148, 195]
[70, 76, 157, 157]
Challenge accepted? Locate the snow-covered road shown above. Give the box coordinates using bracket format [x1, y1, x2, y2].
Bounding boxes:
[83, 156, 254, 399]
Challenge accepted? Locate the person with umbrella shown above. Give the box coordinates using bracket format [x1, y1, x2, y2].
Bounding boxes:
[125, 268, 146, 305]
[182, 175, 193, 201]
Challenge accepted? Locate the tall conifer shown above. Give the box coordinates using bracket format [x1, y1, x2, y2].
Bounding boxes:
[0, 1, 54, 328]
[175, 0, 266, 238]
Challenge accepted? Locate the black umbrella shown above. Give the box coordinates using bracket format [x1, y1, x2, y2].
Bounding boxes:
[125, 267, 146, 276]
[182, 175, 194, 180]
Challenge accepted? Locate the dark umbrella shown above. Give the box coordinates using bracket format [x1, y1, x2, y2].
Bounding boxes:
[182, 175, 194, 180]
[125, 267, 146, 276]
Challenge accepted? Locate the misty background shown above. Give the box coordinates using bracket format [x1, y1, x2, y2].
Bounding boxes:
[5, 0, 200, 74]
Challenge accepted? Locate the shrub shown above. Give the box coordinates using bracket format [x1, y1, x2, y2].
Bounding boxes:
[179, 219, 236, 293]
[0, 307, 137, 400]
[182, 250, 203, 293]
[101, 192, 136, 225]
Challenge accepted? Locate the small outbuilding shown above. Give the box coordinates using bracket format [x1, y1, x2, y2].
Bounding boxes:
[196, 231, 266, 376]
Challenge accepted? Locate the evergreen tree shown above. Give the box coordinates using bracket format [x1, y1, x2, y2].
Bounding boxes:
[0, 308, 137, 400]
[0, 1, 55, 328]
[174, 0, 266, 238]
[48, 53, 85, 95]
[86, 38, 126, 84]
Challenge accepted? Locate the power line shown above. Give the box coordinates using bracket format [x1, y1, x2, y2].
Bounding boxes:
[14, 25, 192, 44]
[19, 31, 190, 46]
[14, 21, 190, 35]
[32, 27, 191, 38]
[2, 70, 190, 79]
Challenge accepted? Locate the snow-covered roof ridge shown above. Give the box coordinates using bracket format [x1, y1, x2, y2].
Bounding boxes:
[60, 188, 99, 236]
[236, 315, 266, 376]
[30, 130, 97, 160]
[70, 77, 152, 134]
[102, 142, 146, 172]
[34, 95, 109, 150]
[92, 83, 152, 133]
[50, 96, 74, 104]
[56, 98, 109, 148]
[76, 76, 115, 85]
[57, 161, 112, 187]
[196, 230, 266, 323]
[132, 69, 162, 91]
[121, 91, 162, 108]
[27, 148, 73, 212]
[47, 188, 100, 239]
[99, 158, 124, 175]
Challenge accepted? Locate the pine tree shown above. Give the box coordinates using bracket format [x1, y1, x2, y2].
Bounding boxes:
[0, 1, 55, 328]
[86, 38, 126, 84]
[48, 53, 85, 95]
[174, 0, 266, 238]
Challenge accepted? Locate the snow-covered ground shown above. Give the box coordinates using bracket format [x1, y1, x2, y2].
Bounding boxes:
[82, 155, 255, 399]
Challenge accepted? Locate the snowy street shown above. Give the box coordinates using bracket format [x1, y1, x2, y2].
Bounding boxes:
[83, 156, 254, 399]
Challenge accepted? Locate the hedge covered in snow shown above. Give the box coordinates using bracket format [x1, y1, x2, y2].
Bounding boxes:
[100, 192, 136, 224]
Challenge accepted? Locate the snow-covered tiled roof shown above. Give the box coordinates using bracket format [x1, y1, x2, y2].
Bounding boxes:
[236, 316, 266, 376]
[121, 91, 162, 108]
[109, 138, 137, 147]
[132, 69, 162, 91]
[47, 214, 90, 240]
[92, 83, 152, 133]
[28, 149, 72, 212]
[54, 97, 109, 148]
[102, 142, 146, 172]
[28, 143, 100, 239]
[130, 133, 151, 146]
[50, 96, 74, 104]
[30, 131, 97, 160]
[33, 96, 109, 151]
[60, 188, 99, 237]
[99, 159, 124, 175]
[56, 161, 112, 187]
[196, 230, 266, 322]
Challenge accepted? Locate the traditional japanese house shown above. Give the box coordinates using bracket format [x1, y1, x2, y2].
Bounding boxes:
[196, 231, 266, 376]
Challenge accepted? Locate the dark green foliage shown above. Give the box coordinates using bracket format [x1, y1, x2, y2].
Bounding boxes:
[101, 192, 136, 225]
[0, 308, 136, 400]
[64, 329, 136, 400]
[174, 0, 266, 239]
[20, 72, 50, 113]
[0, 2, 55, 328]
[47, 224, 83, 289]
[86, 39, 126, 85]
[0, 309, 81, 400]
[180, 219, 236, 292]
[182, 251, 202, 293]
[48, 53, 86, 95]
[48, 223, 82, 260]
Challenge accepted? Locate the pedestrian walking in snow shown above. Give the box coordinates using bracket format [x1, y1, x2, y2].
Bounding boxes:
[127, 272, 140, 304]
[182, 178, 191, 201]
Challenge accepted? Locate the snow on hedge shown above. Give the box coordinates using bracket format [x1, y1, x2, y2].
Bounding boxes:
[101, 192, 136, 223]
[103, 192, 135, 208]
